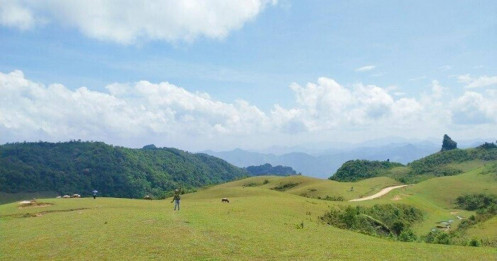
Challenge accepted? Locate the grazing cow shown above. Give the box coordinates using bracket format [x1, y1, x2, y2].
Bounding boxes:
[71, 194, 81, 198]
[144, 195, 152, 200]
[63, 195, 70, 198]
[221, 198, 230, 203]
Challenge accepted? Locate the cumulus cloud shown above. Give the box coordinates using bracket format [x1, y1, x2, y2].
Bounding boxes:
[0, 70, 272, 148]
[2, 70, 496, 150]
[0, 0, 277, 44]
[457, 74, 497, 89]
[355, 65, 376, 72]
[273, 78, 424, 131]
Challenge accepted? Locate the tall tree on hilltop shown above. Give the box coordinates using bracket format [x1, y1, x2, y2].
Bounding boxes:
[441, 134, 457, 152]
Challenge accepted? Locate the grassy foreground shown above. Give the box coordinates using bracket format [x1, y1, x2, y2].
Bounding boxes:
[1, 176, 497, 260]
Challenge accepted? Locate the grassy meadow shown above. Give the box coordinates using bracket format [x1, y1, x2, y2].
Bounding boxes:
[1, 171, 497, 260]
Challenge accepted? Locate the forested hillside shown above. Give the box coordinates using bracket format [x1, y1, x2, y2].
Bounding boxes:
[244, 163, 297, 176]
[0, 141, 248, 198]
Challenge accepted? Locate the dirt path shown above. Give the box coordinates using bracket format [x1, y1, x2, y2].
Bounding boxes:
[349, 185, 408, 202]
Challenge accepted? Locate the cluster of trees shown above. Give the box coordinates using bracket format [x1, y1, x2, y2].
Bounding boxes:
[244, 163, 297, 176]
[320, 204, 423, 241]
[0, 141, 248, 198]
[456, 193, 497, 211]
[329, 160, 403, 182]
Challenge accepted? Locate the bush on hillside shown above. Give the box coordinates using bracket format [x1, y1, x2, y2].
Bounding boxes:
[424, 230, 452, 245]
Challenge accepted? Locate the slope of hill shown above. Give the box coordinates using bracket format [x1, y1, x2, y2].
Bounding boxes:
[0, 141, 248, 199]
[330, 144, 497, 183]
[1, 174, 496, 260]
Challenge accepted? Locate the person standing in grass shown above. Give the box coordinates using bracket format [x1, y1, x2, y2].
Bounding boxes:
[171, 189, 181, 211]
[92, 190, 98, 199]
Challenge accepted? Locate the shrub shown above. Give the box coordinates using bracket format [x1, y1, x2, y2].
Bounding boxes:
[320, 204, 422, 239]
[469, 238, 481, 247]
[322, 195, 344, 201]
[424, 230, 452, 245]
[399, 229, 417, 242]
[271, 182, 300, 191]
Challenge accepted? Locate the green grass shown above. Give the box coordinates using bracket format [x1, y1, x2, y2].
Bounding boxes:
[227, 175, 401, 201]
[2, 174, 497, 260]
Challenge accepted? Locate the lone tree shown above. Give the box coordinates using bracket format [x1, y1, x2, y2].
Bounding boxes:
[441, 134, 457, 152]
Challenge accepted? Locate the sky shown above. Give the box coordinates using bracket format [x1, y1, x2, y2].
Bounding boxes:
[0, 0, 496, 152]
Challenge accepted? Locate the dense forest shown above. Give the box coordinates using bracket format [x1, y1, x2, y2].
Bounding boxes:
[244, 163, 297, 176]
[0, 141, 249, 198]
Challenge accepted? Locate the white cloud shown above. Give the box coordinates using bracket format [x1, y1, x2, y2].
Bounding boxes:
[2, 70, 496, 150]
[439, 65, 452, 71]
[355, 65, 376, 72]
[0, 0, 277, 44]
[430, 80, 445, 99]
[457, 74, 497, 88]
[451, 91, 497, 124]
[0, 0, 35, 30]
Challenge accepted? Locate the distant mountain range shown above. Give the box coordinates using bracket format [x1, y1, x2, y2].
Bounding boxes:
[203, 142, 440, 178]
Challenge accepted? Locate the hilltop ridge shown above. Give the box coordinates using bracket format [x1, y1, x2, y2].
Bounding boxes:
[330, 139, 497, 183]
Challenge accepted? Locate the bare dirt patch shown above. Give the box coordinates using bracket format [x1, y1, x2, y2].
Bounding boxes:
[18, 200, 54, 208]
[1, 208, 89, 219]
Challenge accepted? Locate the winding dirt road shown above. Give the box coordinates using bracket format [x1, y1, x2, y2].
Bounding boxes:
[349, 185, 408, 202]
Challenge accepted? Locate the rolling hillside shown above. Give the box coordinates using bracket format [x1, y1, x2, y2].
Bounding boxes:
[2, 172, 497, 260]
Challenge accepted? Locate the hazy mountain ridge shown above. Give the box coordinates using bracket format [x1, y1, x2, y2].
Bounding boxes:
[203, 142, 439, 178]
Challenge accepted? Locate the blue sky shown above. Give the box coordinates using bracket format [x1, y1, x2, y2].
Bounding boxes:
[1, 0, 496, 151]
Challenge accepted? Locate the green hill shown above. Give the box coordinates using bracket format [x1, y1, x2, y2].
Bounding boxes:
[330, 159, 403, 182]
[330, 144, 497, 183]
[0, 141, 248, 199]
[244, 163, 297, 176]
